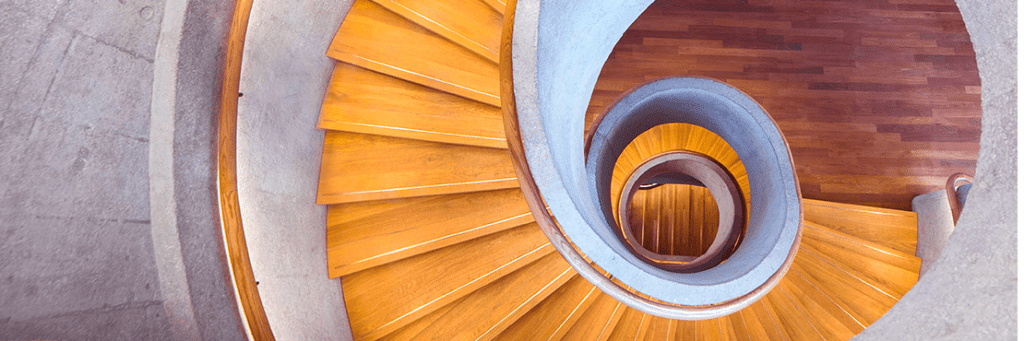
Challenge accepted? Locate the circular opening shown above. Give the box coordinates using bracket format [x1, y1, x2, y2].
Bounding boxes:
[615, 151, 745, 272]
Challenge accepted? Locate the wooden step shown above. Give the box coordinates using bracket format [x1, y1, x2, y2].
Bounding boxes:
[607, 308, 653, 341]
[317, 131, 518, 204]
[327, 0, 500, 106]
[561, 293, 627, 341]
[776, 277, 858, 341]
[676, 319, 697, 341]
[368, 0, 502, 62]
[644, 317, 678, 341]
[342, 223, 552, 341]
[722, 314, 749, 341]
[740, 302, 785, 341]
[763, 288, 825, 341]
[629, 184, 720, 257]
[479, 0, 505, 14]
[791, 249, 897, 326]
[802, 198, 918, 255]
[800, 222, 920, 297]
[496, 276, 599, 341]
[326, 188, 533, 277]
[380, 252, 575, 341]
[319, 63, 505, 148]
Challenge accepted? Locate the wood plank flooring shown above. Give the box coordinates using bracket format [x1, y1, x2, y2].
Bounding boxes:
[586, 0, 981, 210]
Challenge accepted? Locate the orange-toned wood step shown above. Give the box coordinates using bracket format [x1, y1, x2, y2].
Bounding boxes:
[607, 308, 652, 341]
[800, 222, 920, 297]
[319, 63, 505, 148]
[561, 293, 627, 341]
[317, 132, 518, 204]
[763, 289, 825, 341]
[326, 188, 533, 277]
[341, 223, 552, 341]
[676, 319, 697, 341]
[775, 277, 857, 341]
[380, 252, 575, 341]
[790, 249, 898, 326]
[368, 0, 502, 62]
[642, 316, 677, 341]
[327, 0, 500, 106]
[610, 123, 750, 226]
[628, 184, 720, 257]
[496, 276, 599, 341]
[479, 0, 505, 14]
[737, 304, 783, 341]
[802, 198, 918, 255]
[722, 314, 749, 341]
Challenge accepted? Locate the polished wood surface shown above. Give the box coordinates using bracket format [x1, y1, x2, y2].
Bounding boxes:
[217, 0, 275, 338]
[803, 198, 918, 254]
[368, 0, 502, 61]
[496, 276, 599, 340]
[342, 223, 551, 341]
[328, 0, 500, 106]
[587, 0, 981, 210]
[629, 184, 720, 257]
[319, 63, 506, 148]
[317, 131, 518, 204]
[326, 188, 533, 277]
[562, 293, 627, 341]
[607, 308, 653, 341]
[380, 253, 574, 341]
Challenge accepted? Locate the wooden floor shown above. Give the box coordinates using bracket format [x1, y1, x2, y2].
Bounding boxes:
[586, 0, 982, 210]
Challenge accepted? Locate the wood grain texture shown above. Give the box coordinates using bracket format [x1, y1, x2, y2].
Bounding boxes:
[791, 249, 898, 326]
[643, 316, 678, 341]
[328, 0, 500, 106]
[587, 0, 981, 210]
[217, 0, 274, 338]
[369, 0, 502, 61]
[607, 308, 653, 341]
[496, 276, 599, 341]
[317, 131, 518, 204]
[561, 293, 628, 341]
[763, 288, 825, 341]
[381, 252, 574, 341]
[319, 63, 506, 148]
[803, 198, 918, 255]
[800, 223, 921, 297]
[479, 0, 505, 15]
[776, 277, 858, 341]
[342, 223, 552, 341]
[326, 188, 533, 277]
[629, 184, 720, 257]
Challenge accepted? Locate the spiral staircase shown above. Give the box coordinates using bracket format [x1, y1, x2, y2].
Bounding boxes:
[310, 0, 933, 340]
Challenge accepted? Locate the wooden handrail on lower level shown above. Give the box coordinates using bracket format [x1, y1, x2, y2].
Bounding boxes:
[946, 172, 974, 225]
[216, 0, 276, 339]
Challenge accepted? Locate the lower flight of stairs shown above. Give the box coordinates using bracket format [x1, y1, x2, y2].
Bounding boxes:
[314, 0, 922, 340]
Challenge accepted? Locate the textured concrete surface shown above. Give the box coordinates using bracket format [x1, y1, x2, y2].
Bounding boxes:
[236, 0, 354, 339]
[853, 0, 1016, 339]
[911, 190, 957, 275]
[0, 0, 171, 338]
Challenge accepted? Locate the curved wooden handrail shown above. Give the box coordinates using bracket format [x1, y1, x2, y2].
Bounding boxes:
[500, 0, 797, 320]
[217, 0, 276, 339]
[946, 172, 974, 224]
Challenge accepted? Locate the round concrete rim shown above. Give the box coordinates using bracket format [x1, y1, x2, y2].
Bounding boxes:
[617, 151, 745, 273]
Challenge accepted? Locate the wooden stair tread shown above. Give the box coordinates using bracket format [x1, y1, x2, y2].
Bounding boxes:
[319, 63, 505, 149]
[738, 304, 784, 341]
[644, 316, 678, 341]
[561, 293, 627, 341]
[695, 319, 722, 341]
[791, 250, 897, 326]
[495, 276, 599, 341]
[326, 188, 533, 277]
[800, 224, 920, 297]
[369, 0, 502, 62]
[327, 0, 500, 106]
[382, 252, 574, 341]
[341, 223, 552, 340]
[317, 131, 518, 204]
[722, 314, 750, 341]
[803, 221, 921, 273]
[763, 288, 825, 341]
[608, 308, 653, 341]
[479, 0, 505, 14]
[802, 198, 918, 255]
[776, 276, 859, 341]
